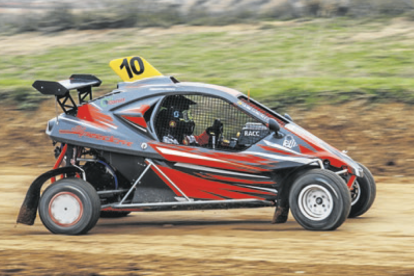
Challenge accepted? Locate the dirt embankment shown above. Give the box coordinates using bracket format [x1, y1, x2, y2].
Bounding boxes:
[1, 99, 413, 178]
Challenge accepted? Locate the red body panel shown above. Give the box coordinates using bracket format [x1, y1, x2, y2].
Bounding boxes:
[153, 164, 273, 200]
[77, 104, 116, 129]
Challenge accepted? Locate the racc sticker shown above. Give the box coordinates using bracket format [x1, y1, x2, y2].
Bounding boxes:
[244, 130, 260, 137]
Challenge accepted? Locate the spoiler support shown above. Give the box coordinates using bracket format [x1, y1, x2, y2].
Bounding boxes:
[32, 74, 101, 115]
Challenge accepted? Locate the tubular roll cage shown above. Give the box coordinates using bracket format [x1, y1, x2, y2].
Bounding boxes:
[32, 74, 101, 115]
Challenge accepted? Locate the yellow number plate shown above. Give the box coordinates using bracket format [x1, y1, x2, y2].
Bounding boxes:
[109, 56, 162, 82]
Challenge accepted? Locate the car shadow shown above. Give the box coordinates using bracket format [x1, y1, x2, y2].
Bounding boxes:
[94, 218, 304, 233]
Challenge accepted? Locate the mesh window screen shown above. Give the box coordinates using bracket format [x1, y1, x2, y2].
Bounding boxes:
[239, 96, 285, 126]
[155, 94, 269, 151]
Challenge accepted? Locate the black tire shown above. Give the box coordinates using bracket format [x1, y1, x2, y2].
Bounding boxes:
[349, 163, 376, 218]
[100, 211, 131, 218]
[289, 169, 351, 231]
[38, 178, 101, 235]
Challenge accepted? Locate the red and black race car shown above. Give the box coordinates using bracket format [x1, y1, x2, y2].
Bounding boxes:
[17, 56, 376, 235]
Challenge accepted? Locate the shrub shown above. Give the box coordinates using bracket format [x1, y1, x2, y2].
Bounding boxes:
[403, 9, 414, 20]
[38, 3, 74, 32]
[4, 0, 414, 33]
[348, 0, 414, 17]
[136, 8, 184, 28]
[15, 15, 40, 33]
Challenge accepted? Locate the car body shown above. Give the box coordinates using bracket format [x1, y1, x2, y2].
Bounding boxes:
[17, 56, 376, 235]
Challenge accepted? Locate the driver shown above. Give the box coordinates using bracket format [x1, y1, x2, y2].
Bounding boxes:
[156, 95, 222, 147]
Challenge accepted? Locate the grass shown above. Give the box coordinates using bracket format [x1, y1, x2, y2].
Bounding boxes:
[1, 17, 414, 109]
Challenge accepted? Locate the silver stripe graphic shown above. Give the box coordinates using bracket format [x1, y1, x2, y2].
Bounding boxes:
[61, 116, 118, 130]
[244, 151, 314, 164]
[174, 163, 270, 179]
[157, 147, 231, 164]
[122, 117, 148, 132]
[239, 185, 278, 193]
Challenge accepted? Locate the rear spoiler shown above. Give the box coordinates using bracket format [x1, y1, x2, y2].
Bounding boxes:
[33, 74, 101, 96]
[32, 74, 101, 114]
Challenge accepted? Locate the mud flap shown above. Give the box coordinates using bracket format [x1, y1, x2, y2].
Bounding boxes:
[273, 178, 291, 224]
[272, 166, 316, 224]
[272, 204, 290, 224]
[16, 167, 83, 226]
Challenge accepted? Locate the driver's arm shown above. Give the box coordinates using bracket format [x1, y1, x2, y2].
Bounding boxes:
[194, 131, 209, 146]
[194, 119, 223, 146]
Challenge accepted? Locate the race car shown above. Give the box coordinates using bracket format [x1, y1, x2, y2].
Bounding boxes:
[17, 56, 376, 235]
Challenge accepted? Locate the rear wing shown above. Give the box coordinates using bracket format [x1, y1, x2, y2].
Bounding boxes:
[32, 74, 101, 114]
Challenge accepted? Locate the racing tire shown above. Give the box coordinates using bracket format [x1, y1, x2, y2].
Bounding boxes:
[289, 169, 351, 231]
[348, 163, 376, 218]
[100, 211, 131, 218]
[38, 178, 101, 235]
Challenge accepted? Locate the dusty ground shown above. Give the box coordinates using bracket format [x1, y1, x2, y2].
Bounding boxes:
[1, 101, 413, 275]
[1, 168, 414, 275]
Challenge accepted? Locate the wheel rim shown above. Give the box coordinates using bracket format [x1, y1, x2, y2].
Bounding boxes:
[48, 192, 84, 227]
[298, 184, 334, 221]
[350, 180, 361, 206]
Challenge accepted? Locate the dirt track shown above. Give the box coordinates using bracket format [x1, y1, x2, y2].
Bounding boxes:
[1, 168, 414, 275]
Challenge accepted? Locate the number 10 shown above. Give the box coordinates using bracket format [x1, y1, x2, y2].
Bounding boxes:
[120, 57, 145, 79]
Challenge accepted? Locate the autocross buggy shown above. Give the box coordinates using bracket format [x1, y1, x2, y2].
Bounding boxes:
[17, 56, 376, 235]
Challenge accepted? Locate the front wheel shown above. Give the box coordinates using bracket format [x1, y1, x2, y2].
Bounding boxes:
[38, 178, 101, 235]
[289, 169, 351, 231]
[349, 163, 376, 218]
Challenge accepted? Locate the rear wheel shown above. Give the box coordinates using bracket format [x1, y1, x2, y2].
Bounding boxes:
[349, 163, 376, 218]
[289, 169, 351, 231]
[39, 178, 101, 235]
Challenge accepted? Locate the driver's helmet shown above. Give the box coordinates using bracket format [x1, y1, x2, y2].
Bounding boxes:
[158, 95, 196, 143]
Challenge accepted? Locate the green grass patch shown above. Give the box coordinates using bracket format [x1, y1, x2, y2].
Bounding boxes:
[1, 18, 414, 110]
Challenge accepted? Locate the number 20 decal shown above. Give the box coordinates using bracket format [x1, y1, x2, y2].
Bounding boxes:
[120, 57, 145, 79]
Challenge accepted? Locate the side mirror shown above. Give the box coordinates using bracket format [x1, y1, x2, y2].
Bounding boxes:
[268, 118, 283, 138]
[284, 113, 293, 121]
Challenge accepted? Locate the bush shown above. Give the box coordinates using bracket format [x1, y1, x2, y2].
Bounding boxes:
[4, 0, 414, 33]
[76, 12, 137, 30]
[348, 0, 414, 17]
[75, 0, 182, 29]
[0, 14, 15, 33]
[136, 8, 184, 28]
[403, 9, 414, 20]
[262, 2, 296, 20]
[187, 9, 257, 26]
[7, 3, 74, 33]
[15, 15, 40, 33]
[38, 3, 74, 32]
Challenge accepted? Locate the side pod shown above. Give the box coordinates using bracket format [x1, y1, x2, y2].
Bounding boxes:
[16, 167, 84, 226]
